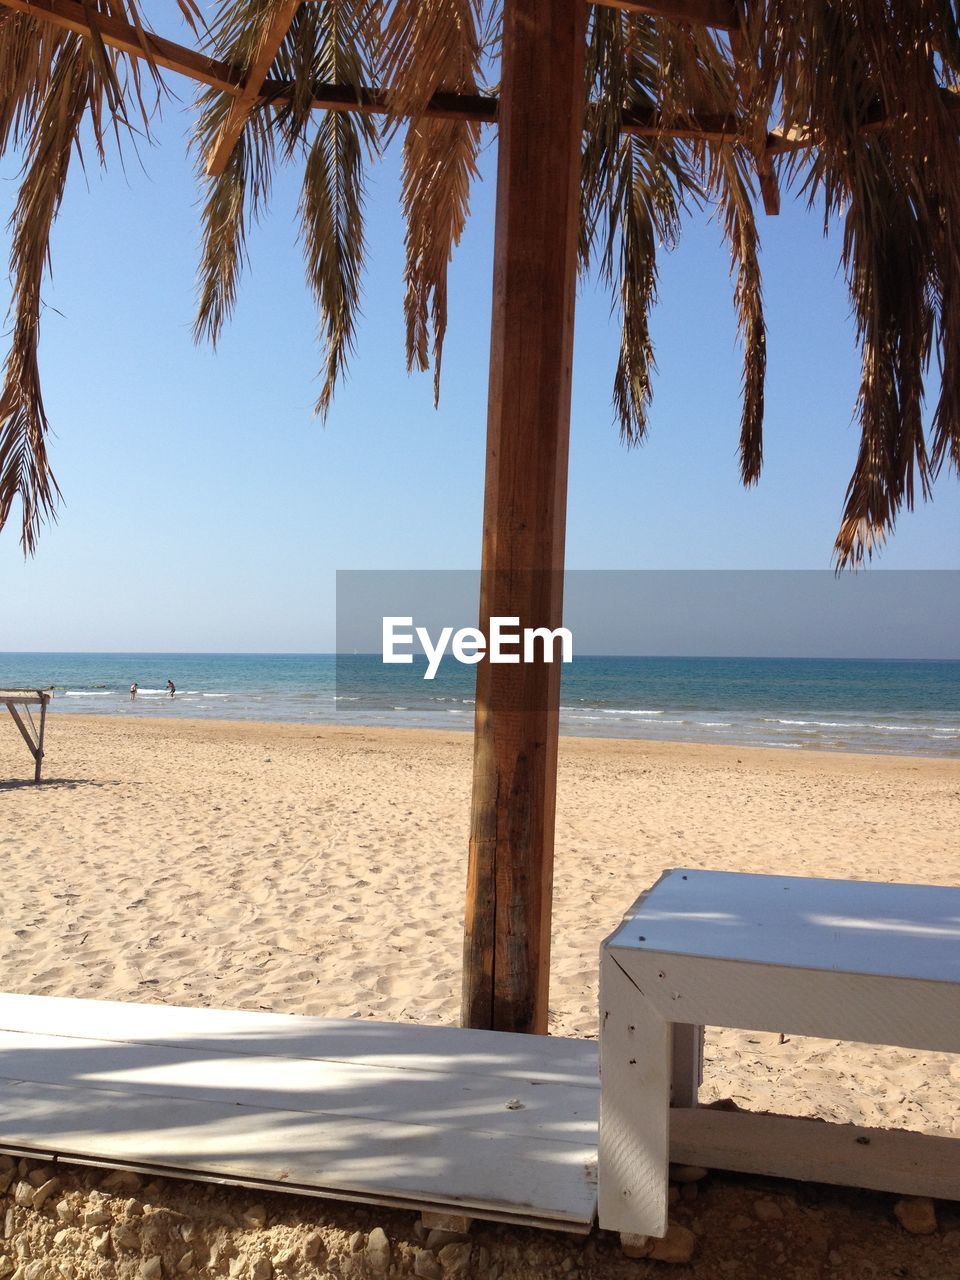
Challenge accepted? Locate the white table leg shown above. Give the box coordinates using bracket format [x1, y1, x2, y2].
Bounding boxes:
[598, 952, 670, 1238]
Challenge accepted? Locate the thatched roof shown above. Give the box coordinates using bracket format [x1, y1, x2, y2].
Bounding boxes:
[1, 0, 958, 564]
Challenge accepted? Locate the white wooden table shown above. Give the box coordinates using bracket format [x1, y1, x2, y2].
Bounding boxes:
[599, 869, 960, 1240]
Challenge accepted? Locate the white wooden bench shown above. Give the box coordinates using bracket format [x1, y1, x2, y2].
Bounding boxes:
[598, 869, 960, 1242]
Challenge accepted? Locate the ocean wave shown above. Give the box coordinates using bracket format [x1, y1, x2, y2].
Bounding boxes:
[601, 708, 664, 716]
[64, 691, 111, 697]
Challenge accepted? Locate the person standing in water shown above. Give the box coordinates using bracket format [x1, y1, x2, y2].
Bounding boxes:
[130, 682, 138, 699]
[166, 679, 175, 697]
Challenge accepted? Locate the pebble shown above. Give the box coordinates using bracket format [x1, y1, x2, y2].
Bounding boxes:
[83, 1210, 113, 1228]
[113, 1225, 142, 1252]
[124, 1199, 145, 1218]
[92, 1231, 111, 1257]
[271, 1247, 297, 1268]
[413, 1250, 441, 1280]
[241, 1205, 267, 1230]
[26, 1170, 52, 1190]
[176, 1253, 194, 1274]
[0, 1261, 12, 1280]
[0, 1174, 13, 1197]
[24, 1263, 49, 1280]
[31, 1181, 59, 1211]
[669, 1165, 708, 1184]
[3, 1210, 13, 1240]
[249, 1258, 272, 1280]
[753, 1198, 783, 1222]
[303, 1235, 323, 1262]
[426, 1230, 469, 1251]
[0, 1159, 14, 1175]
[347, 1232, 364, 1254]
[649, 1224, 697, 1265]
[54, 1204, 74, 1226]
[13, 1186, 33, 1210]
[141, 1257, 163, 1280]
[365, 1227, 390, 1275]
[437, 1243, 472, 1277]
[893, 1197, 937, 1235]
[101, 1172, 142, 1195]
[729, 1215, 754, 1231]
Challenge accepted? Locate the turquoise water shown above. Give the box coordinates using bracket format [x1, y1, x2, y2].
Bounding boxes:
[1, 652, 958, 757]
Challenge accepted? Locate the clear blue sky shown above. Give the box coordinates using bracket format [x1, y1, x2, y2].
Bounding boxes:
[1, 20, 958, 652]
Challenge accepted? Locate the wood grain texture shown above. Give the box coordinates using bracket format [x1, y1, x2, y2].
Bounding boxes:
[597, 956, 670, 1238]
[461, 0, 586, 1035]
[671, 1107, 960, 1200]
[0, 995, 598, 1231]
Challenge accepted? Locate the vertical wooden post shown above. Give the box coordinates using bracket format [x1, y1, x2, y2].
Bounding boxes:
[461, 0, 585, 1034]
[35, 693, 47, 784]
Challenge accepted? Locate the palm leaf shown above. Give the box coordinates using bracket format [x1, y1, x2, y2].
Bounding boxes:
[380, 0, 484, 400]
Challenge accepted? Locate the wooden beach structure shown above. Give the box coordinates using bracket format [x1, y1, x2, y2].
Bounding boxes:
[1, 0, 959, 1245]
[1, 688, 50, 783]
[2, 0, 958, 1040]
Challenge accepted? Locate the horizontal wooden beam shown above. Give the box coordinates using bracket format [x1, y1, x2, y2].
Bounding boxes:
[592, 0, 737, 29]
[0, 0, 244, 90]
[671, 1106, 960, 1201]
[2, 0, 955, 166]
[0, 0, 498, 124]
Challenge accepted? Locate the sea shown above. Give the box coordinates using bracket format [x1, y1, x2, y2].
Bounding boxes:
[2, 652, 959, 758]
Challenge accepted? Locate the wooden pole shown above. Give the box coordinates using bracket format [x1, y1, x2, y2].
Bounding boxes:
[35, 694, 47, 784]
[461, 0, 585, 1035]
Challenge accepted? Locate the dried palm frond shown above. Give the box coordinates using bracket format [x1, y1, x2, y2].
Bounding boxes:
[704, 141, 766, 484]
[295, 0, 378, 414]
[0, 2, 169, 555]
[380, 0, 484, 400]
[743, 0, 960, 565]
[2, 0, 960, 565]
[0, 1, 199, 551]
[0, 35, 92, 554]
[193, 0, 285, 346]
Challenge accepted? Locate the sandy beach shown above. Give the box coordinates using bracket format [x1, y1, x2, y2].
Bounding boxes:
[2, 715, 960, 1277]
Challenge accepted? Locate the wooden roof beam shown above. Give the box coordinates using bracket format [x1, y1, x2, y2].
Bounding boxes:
[0, 0, 498, 123]
[205, 0, 302, 177]
[5, 0, 953, 163]
[0, 0, 244, 90]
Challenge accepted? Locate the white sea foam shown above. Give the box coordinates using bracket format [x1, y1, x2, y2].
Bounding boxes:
[64, 691, 111, 697]
[601, 708, 664, 716]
